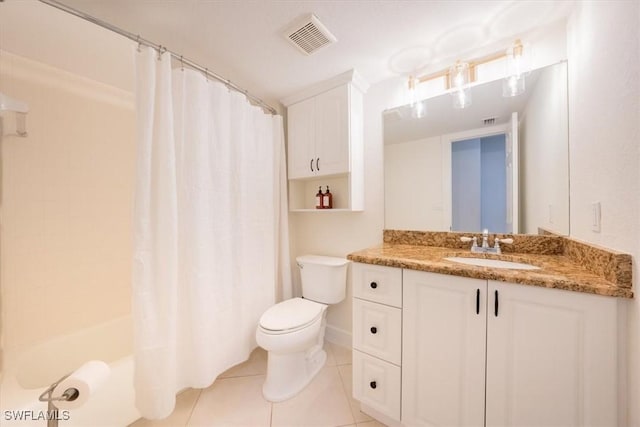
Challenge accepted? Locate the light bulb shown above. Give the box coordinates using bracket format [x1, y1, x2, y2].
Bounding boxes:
[449, 61, 470, 90]
[452, 89, 471, 109]
[503, 74, 525, 97]
[412, 100, 426, 118]
[503, 39, 528, 97]
[454, 72, 464, 88]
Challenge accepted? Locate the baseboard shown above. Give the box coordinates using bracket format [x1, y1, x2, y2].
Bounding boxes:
[324, 324, 352, 348]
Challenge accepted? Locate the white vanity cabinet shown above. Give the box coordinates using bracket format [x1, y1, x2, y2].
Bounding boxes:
[402, 269, 619, 427]
[352, 263, 402, 421]
[283, 70, 366, 211]
[484, 280, 618, 427]
[402, 271, 487, 426]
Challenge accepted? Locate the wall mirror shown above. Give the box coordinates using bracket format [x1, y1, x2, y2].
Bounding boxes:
[384, 60, 569, 235]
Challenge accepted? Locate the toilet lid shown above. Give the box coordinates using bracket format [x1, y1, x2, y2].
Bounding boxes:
[259, 298, 324, 332]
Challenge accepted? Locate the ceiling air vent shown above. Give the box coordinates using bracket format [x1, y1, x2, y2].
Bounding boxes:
[483, 117, 497, 125]
[284, 14, 337, 56]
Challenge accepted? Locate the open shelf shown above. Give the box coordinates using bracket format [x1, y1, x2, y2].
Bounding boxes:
[288, 173, 362, 212]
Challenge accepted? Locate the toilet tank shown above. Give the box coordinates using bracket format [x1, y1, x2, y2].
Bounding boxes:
[296, 255, 350, 304]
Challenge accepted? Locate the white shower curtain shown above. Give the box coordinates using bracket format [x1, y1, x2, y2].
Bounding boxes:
[132, 47, 291, 419]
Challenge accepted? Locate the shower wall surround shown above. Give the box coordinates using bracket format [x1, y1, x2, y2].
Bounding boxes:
[0, 51, 135, 372]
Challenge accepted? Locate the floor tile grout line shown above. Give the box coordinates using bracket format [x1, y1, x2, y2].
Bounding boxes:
[219, 372, 266, 379]
[336, 364, 359, 426]
[184, 388, 203, 427]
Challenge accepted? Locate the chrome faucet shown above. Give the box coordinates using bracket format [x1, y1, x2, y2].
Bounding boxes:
[481, 229, 490, 249]
[460, 230, 513, 255]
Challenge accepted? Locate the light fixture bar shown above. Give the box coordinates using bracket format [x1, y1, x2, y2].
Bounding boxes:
[410, 39, 524, 90]
[415, 69, 449, 86]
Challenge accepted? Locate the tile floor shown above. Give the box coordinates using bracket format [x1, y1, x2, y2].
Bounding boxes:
[129, 342, 386, 427]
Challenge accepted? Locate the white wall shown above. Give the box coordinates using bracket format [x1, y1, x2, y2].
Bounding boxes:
[519, 62, 569, 234]
[566, 1, 640, 424]
[385, 136, 444, 231]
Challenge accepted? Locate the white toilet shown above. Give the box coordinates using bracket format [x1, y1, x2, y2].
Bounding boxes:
[256, 255, 350, 402]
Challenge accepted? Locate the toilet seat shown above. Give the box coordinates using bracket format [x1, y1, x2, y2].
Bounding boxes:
[259, 298, 325, 335]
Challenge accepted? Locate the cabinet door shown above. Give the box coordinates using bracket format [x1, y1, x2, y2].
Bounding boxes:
[314, 85, 349, 176]
[486, 281, 618, 427]
[402, 270, 486, 427]
[287, 96, 316, 179]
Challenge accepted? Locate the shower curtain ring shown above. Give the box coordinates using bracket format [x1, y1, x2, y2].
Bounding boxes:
[205, 68, 209, 82]
[136, 35, 142, 52]
[180, 55, 184, 71]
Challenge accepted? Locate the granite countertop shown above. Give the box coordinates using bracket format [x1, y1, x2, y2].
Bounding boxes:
[347, 233, 633, 299]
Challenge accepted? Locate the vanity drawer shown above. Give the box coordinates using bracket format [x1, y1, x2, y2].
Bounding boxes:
[353, 262, 402, 308]
[353, 350, 401, 422]
[353, 298, 402, 365]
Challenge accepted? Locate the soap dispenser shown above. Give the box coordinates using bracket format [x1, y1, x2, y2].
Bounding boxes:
[323, 186, 333, 209]
[315, 186, 324, 209]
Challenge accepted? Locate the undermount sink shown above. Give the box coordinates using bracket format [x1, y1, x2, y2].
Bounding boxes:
[444, 257, 541, 270]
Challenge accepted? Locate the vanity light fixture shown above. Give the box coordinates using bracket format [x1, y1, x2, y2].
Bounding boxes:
[407, 39, 529, 110]
[502, 39, 528, 97]
[449, 61, 472, 109]
[408, 76, 427, 118]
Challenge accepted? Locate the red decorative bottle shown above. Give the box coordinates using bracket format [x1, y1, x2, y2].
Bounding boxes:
[315, 186, 324, 209]
[323, 186, 333, 209]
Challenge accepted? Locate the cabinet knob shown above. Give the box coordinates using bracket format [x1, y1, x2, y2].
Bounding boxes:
[370, 282, 377, 289]
[370, 326, 377, 334]
[370, 381, 377, 389]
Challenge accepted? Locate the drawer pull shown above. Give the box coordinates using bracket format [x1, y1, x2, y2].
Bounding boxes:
[370, 326, 377, 334]
[370, 381, 377, 389]
[370, 281, 378, 289]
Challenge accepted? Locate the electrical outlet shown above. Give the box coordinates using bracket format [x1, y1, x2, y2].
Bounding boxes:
[591, 202, 601, 233]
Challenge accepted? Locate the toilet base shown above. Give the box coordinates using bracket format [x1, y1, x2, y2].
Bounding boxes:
[262, 345, 327, 402]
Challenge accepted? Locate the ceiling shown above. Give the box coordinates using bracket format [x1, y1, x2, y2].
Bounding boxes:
[0, 0, 574, 106]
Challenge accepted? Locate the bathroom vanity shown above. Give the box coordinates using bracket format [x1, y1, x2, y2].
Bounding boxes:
[348, 230, 632, 427]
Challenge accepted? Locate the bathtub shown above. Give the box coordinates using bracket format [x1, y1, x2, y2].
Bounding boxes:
[1, 316, 141, 427]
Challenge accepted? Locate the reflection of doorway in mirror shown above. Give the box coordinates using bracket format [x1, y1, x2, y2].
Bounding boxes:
[451, 134, 508, 233]
[442, 112, 519, 234]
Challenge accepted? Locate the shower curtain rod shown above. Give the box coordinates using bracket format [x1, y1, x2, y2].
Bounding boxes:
[37, 0, 278, 115]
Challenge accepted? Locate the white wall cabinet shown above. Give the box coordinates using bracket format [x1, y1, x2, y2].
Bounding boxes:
[288, 85, 349, 179]
[283, 70, 366, 211]
[351, 263, 619, 427]
[402, 269, 618, 427]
